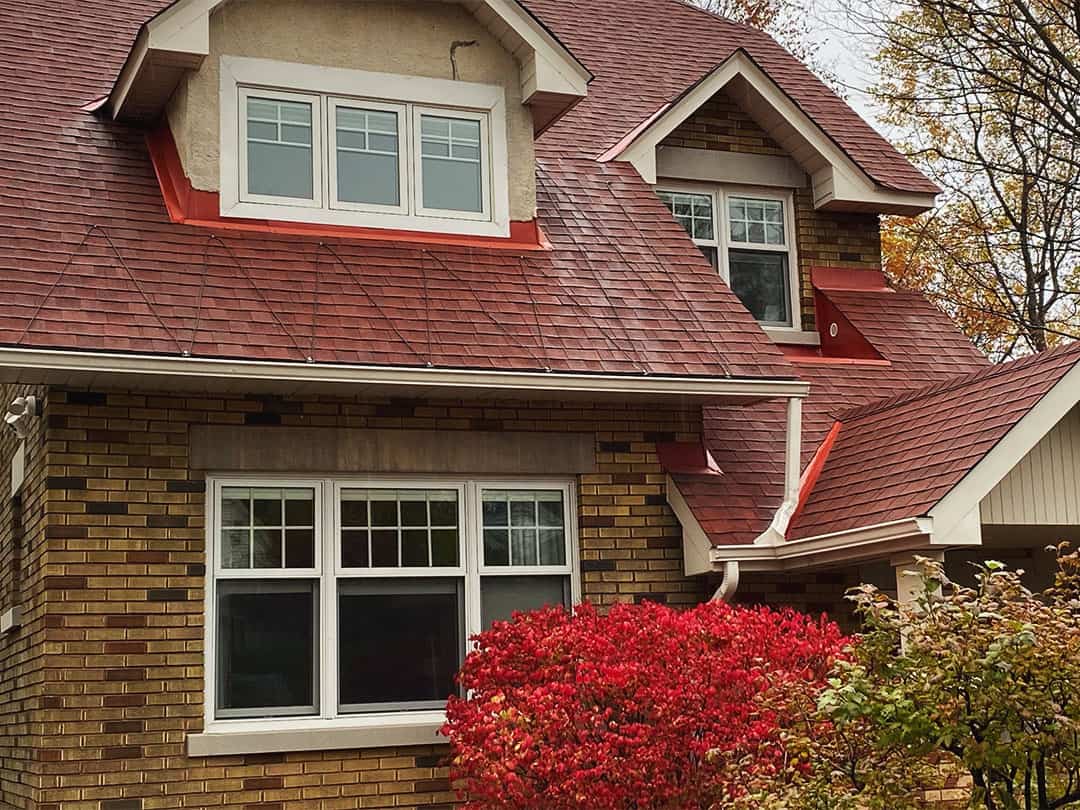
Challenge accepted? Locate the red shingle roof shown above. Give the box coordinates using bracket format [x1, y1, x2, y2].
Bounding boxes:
[0, 0, 800, 379]
[788, 342, 1080, 539]
[675, 282, 991, 546]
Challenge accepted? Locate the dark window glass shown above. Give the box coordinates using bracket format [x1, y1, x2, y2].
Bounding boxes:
[216, 581, 317, 716]
[480, 575, 570, 628]
[338, 579, 463, 711]
[728, 249, 791, 326]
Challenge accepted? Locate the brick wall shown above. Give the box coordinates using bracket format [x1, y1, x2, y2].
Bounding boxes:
[0, 384, 48, 809]
[29, 387, 704, 809]
[660, 88, 883, 329]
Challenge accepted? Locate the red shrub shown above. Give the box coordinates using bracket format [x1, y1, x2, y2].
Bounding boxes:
[443, 600, 846, 810]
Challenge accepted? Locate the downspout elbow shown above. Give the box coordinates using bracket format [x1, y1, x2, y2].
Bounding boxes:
[710, 560, 740, 602]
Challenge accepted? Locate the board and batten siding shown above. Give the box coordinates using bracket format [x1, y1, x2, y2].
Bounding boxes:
[981, 405, 1080, 525]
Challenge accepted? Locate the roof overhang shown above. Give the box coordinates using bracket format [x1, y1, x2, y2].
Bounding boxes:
[108, 0, 591, 133]
[689, 351, 1080, 574]
[0, 347, 808, 405]
[601, 50, 937, 216]
[928, 358, 1080, 540]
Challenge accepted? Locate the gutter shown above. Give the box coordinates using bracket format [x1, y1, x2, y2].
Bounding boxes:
[0, 347, 811, 400]
[709, 516, 939, 571]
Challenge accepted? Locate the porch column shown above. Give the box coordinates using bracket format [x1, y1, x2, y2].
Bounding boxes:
[891, 551, 944, 607]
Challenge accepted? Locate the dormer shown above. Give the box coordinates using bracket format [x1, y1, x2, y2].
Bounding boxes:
[107, 0, 590, 240]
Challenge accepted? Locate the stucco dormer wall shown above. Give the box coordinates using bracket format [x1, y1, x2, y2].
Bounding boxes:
[166, 0, 537, 221]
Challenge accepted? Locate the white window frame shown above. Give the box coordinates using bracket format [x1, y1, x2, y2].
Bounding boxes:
[203, 475, 579, 740]
[238, 87, 323, 209]
[220, 57, 511, 237]
[326, 97, 409, 216]
[656, 180, 802, 331]
[413, 106, 492, 223]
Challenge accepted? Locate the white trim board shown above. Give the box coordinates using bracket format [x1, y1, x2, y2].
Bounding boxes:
[0, 347, 810, 403]
[108, 0, 589, 130]
[607, 50, 937, 216]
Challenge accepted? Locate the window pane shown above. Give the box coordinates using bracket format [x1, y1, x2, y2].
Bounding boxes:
[221, 529, 250, 569]
[481, 575, 569, 628]
[285, 529, 315, 568]
[252, 529, 282, 568]
[335, 106, 400, 206]
[658, 190, 715, 243]
[729, 196, 785, 245]
[482, 490, 567, 567]
[338, 579, 463, 711]
[340, 489, 459, 568]
[220, 487, 315, 571]
[420, 114, 483, 213]
[341, 529, 369, 567]
[729, 249, 792, 326]
[216, 581, 317, 716]
[246, 97, 313, 200]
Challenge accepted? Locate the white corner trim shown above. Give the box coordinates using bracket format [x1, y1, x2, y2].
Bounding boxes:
[612, 50, 935, 213]
[929, 359, 1080, 541]
[189, 713, 446, 757]
[666, 474, 715, 576]
[0, 347, 811, 401]
[0, 606, 21, 634]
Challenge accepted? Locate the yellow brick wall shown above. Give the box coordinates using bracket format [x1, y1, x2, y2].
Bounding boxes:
[660, 89, 883, 329]
[32, 387, 705, 808]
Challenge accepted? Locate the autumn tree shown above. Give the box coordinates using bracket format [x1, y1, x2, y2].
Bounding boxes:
[686, 0, 837, 87]
[850, 0, 1080, 357]
[779, 552, 1080, 810]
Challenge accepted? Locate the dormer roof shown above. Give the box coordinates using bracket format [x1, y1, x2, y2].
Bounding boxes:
[598, 50, 937, 215]
[108, 0, 591, 133]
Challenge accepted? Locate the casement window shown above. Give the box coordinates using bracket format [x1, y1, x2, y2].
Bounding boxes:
[207, 477, 577, 726]
[657, 186, 799, 329]
[221, 58, 510, 237]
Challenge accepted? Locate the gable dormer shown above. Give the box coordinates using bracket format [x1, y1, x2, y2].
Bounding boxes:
[108, 0, 589, 239]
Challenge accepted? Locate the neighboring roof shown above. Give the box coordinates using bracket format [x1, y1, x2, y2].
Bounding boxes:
[674, 276, 991, 546]
[789, 342, 1080, 539]
[0, 0, 795, 381]
[523, 0, 938, 195]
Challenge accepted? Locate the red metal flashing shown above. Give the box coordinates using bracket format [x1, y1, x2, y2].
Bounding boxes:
[146, 126, 547, 250]
[813, 286, 885, 361]
[788, 420, 842, 529]
[656, 442, 723, 476]
[810, 267, 891, 292]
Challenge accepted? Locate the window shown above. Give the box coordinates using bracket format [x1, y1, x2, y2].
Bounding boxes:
[657, 186, 799, 328]
[221, 59, 510, 237]
[208, 478, 577, 725]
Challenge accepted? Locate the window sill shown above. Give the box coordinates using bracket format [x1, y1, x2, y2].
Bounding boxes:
[764, 327, 820, 346]
[188, 711, 446, 757]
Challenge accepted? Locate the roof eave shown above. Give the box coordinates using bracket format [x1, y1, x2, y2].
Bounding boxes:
[0, 347, 809, 404]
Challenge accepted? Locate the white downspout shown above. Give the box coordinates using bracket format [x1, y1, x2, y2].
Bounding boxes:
[710, 560, 741, 602]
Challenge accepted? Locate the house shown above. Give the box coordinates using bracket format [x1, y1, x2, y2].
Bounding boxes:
[0, 0, 1077, 805]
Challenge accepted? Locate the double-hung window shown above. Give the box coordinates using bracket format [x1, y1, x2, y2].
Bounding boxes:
[207, 477, 577, 727]
[657, 186, 799, 329]
[222, 59, 510, 237]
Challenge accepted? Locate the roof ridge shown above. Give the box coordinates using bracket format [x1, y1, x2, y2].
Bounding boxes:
[837, 342, 1080, 422]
